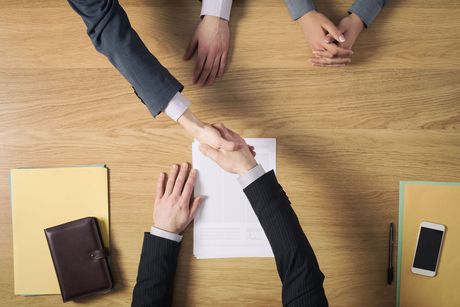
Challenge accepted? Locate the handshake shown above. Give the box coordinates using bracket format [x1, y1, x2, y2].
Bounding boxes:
[177, 109, 257, 176]
[153, 121, 257, 234]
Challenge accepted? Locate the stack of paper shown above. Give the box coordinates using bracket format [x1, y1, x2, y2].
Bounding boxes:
[10, 165, 110, 296]
[192, 138, 276, 259]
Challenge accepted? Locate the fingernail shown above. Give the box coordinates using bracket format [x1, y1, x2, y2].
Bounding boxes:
[339, 35, 346, 43]
[172, 164, 178, 169]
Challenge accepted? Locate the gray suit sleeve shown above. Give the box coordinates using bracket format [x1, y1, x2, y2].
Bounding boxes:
[284, 0, 386, 27]
[68, 0, 183, 118]
[284, 0, 316, 20]
[349, 0, 386, 27]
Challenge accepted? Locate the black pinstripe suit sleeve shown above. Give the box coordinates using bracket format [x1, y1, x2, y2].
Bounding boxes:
[243, 170, 328, 307]
[131, 233, 181, 307]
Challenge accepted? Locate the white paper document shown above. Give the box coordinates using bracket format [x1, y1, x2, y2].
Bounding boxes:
[192, 138, 276, 259]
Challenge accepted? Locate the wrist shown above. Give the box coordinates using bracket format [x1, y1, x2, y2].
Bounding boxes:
[178, 109, 204, 137]
[299, 10, 317, 22]
[153, 223, 180, 235]
[349, 13, 365, 30]
[203, 15, 228, 23]
[237, 159, 258, 176]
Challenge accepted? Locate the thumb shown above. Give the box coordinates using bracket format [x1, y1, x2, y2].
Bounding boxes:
[184, 35, 198, 60]
[337, 23, 352, 49]
[211, 124, 242, 151]
[199, 144, 220, 161]
[189, 195, 205, 220]
[322, 21, 345, 43]
[212, 123, 234, 143]
[218, 137, 240, 151]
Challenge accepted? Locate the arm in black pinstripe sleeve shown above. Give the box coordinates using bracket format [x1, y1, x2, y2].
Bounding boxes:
[243, 170, 328, 307]
[131, 233, 180, 307]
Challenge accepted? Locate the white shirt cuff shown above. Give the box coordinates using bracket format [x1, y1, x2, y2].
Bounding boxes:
[163, 92, 191, 121]
[237, 164, 266, 188]
[150, 226, 183, 242]
[201, 0, 233, 21]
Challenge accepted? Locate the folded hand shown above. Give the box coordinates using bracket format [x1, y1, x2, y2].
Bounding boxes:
[299, 11, 353, 67]
[309, 13, 364, 67]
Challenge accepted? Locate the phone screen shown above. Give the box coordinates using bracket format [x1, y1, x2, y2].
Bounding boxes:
[413, 227, 444, 271]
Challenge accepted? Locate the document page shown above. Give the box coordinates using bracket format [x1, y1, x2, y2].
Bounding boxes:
[192, 138, 276, 259]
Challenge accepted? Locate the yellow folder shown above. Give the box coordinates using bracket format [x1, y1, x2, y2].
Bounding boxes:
[10, 166, 109, 295]
[397, 182, 460, 307]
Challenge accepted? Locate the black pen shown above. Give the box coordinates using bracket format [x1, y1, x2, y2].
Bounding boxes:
[387, 223, 394, 285]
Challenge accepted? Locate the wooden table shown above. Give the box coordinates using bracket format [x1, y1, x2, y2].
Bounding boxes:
[1, 0, 459, 306]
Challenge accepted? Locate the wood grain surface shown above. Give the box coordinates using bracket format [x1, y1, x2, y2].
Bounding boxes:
[1, 0, 459, 306]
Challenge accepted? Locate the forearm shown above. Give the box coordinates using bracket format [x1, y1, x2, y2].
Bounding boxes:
[349, 0, 386, 27]
[284, 0, 316, 20]
[243, 171, 327, 306]
[177, 108, 205, 136]
[132, 233, 180, 307]
[68, 0, 183, 118]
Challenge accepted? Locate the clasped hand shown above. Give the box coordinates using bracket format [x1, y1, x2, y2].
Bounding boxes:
[299, 11, 364, 67]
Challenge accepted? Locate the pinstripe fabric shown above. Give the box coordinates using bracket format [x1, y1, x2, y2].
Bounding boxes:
[244, 171, 328, 307]
[131, 233, 180, 307]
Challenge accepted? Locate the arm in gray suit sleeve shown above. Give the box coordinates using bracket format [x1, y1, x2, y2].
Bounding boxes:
[284, 0, 316, 20]
[349, 0, 386, 27]
[67, 0, 183, 118]
[284, 0, 386, 27]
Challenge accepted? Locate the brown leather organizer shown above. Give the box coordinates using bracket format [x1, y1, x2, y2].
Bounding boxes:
[44, 217, 113, 302]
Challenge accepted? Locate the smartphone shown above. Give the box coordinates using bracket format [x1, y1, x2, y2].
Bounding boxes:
[411, 221, 446, 277]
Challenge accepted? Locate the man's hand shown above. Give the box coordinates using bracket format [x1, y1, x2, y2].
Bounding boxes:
[199, 123, 257, 176]
[153, 163, 204, 234]
[298, 11, 353, 67]
[184, 15, 230, 86]
[178, 109, 243, 151]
